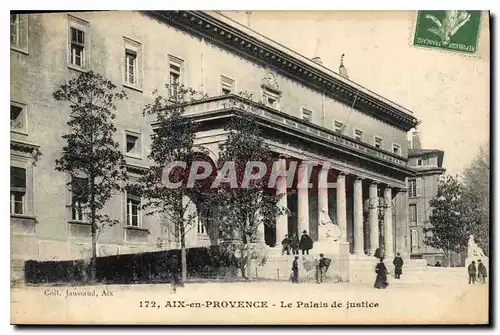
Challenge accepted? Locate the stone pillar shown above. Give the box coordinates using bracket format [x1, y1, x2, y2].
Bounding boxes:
[317, 167, 329, 241]
[384, 186, 394, 258]
[336, 172, 347, 242]
[275, 157, 288, 245]
[297, 162, 310, 235]
[353, 177, 364, 255]
[368, 182, 379, 255]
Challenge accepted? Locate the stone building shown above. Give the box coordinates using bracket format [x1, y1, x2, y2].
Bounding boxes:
[11, 11, 423, 280]
[406, 131, 447, 265]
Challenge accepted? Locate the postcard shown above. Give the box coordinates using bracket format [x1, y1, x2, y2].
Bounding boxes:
[10, 10, 490, 325]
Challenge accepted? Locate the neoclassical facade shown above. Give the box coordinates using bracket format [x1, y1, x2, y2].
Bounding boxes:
[10, 11, 420, 280]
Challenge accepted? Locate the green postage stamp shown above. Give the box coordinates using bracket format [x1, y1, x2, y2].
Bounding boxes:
[413, 10, 481, 54]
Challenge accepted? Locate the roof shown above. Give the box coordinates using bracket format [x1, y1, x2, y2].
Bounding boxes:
[147, 11, 420, 131]
[408, 149, 444, 157]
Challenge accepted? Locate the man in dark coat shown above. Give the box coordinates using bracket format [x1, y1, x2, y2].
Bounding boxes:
[392, 252, 404, 279]
[291, 256, 299, 283]
[281, 234, 291, 255]
[167, 254, 182, 292]
[290, 232, 299, 255]
[299, 230, 313, 255]
[435, 261, 441, 267]
[317, 253, 331, 283]
[468, 261, 477, 284]
[477, 260, 487, 284]
[374, 258, 388, 289]
[374, 245, 385, 260]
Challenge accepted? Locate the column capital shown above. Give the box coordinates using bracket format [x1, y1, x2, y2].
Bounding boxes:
[354, 176, 364, 182]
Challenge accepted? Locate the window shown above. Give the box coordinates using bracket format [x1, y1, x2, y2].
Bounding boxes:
[125, 50, 137, 85]
[409, 204, 417, 224]
[168, 55, 184, 100]
[301, 108, 312, 122]
[408, 178, 417, 197]
[71, 177, 88, 221]
[10, 14, 28, 52]
[11, 102, 27, 133]
[334, 121, 344, 133]
[408, 178, 422, 198]
[11, 167, 26, 215]
[411, 229, 419, 252]
[126, 192, 141, 227]
[125, 131, 141, 157]
[354, 129, 363, 142]
[68, 16, 89, 69]
[374, 136, 383, 149]
[262, 87, 281, 110]
[221, 75, 234, 95]
[123, 37, 142, 88]
[417, 158, 423, 166]
[70, 27, 85, 67]
[392, 143, 401, 155]
[197, 217, 206, 235]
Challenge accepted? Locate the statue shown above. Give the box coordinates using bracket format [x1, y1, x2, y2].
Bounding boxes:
[318, 210, 341, 242]
[262, 68, 280, 91]
[467, 235, 485, 258]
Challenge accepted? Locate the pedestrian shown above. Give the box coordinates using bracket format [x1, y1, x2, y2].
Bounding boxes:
[291, 256, 299, 283]
[317, 253, 331, 283]
[374, 258, 389, 289]
[477, 260, 487, 284]
[435, 261, 441, 267]
[167, 253, 182, 293]
[392, 252, 404, 279]
[281, 234, 291, 255]
[290, 232, 299, 255]
[299, 230, 313, 255]
[468, 261, 477, 284]
[374, 245, 385, 260]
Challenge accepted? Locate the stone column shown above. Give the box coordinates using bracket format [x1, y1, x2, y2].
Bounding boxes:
[255, 193, 265, 243]
[297, 162, 310, 235]
[368, 182, 379, 255]
[384, 186, 394, 258]
[336, 172, 347, 242]
[353, 177, 364, 255]
[275, 157, 288, 245]
[317, 167, 329, 241]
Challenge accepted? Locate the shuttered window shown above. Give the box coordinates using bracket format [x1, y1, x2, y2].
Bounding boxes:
[10, 167, 26, 214]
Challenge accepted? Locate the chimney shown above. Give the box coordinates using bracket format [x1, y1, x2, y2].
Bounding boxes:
[412, 131, 422, 150]
[339, 54, 349, 79]
[312, 57, 323, 65]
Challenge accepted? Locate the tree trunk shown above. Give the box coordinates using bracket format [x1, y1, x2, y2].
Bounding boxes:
[179, 222, 187, 283]
[181, 242, 187, 283]
[90, 222, 97, 283]
[240, 243, 249, 280]
[89, 178, 97, 283]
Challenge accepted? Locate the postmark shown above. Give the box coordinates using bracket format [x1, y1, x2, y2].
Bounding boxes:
[412, 10, 481, 54]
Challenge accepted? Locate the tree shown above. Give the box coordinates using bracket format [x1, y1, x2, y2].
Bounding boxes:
[53, 71, 128, 282]
[139, 83, 209, 283]
[210, 93, 285, 279]
[423, 175, 472, 266]
[462, 143, 490, 255]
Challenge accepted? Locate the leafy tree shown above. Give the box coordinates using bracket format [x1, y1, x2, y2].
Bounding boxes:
[139, 83, 209, 282]
[53, 71, 128, 282]
[210, 93, 286, 279]
[462, 143, 490, 255]
[423, 175, 472, 266]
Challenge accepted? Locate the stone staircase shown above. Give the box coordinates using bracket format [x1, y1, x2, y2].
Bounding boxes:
[251, 246, 350, 283]
[349, 255, 427, 284]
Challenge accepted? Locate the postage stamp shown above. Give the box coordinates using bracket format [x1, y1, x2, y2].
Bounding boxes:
[412, 10, 482, 54]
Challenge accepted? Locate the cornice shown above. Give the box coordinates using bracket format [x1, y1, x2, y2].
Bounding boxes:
[145, 10, 420, 132]
[157, 94, 417, 178]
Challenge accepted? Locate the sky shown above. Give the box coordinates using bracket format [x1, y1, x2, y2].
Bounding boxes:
[220, 11, 490, 176]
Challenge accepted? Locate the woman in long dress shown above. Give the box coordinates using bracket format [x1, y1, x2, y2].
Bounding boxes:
[374, 258, 389, 289]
